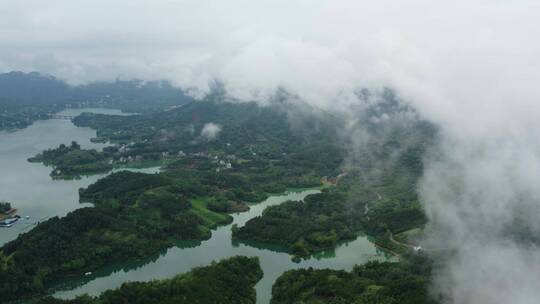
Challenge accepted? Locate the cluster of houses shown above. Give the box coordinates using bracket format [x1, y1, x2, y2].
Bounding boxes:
[111, 140, 238, 173]
[321, 171, 349, 185]
[215, 159, 233, 172]
[117, 143, 132, 153]
[116, 155, 144, 164]
[115, 142, 142, 164]
[191, 152, 235, 173]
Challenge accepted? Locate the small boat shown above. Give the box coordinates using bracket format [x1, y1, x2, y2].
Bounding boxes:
[0, 215, 20, 227]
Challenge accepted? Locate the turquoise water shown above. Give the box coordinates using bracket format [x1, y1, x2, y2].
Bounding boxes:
[0, 108, 155, 246]
[0, 109, 393, 304]
[53, 189, 393, 304]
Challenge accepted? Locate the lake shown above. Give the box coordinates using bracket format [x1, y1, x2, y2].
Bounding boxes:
[0, 108, 393, 304]
[0, 108, 156, 245]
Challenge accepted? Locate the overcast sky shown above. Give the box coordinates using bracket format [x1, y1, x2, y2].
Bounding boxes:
[3, 1, 540, 303]
[1, 0, 539, 137]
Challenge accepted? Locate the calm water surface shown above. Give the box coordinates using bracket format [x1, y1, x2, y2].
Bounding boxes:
[53, 189, 394, 304]
[0, 108, 155, 245]
[1, 108, 393, 304]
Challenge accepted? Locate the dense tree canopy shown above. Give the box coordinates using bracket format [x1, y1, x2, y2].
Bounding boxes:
[28, 141, 112, 178]
[1, 91, 439, 302]
[272, 254, 436, 304]
[0, 202, 11, 213]
[32, 256, 262, 304]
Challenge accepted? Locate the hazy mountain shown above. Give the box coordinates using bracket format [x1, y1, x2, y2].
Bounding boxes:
[0, 71, 194, 112]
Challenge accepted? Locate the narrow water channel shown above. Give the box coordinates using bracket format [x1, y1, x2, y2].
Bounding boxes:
[0, 108, 153, 246]
[0, 109, 393, 304]
[52, 189, 393, 304]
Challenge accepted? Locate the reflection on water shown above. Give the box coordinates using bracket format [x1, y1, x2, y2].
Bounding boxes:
[1, 108, 394, 304]
[54, 190, 395, 304]
[0, 108, 155, 246]
[51, 240, 204, 292]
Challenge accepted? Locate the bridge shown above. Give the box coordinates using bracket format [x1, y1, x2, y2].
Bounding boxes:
[49, 114, 74, 120]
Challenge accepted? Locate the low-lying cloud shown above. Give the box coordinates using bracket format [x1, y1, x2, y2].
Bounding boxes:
[2, 1, 540, 303]
[200, 122, 221, 141]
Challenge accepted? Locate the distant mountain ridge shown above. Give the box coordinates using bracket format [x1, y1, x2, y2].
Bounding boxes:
[0, 71, 194, 111]
[0, 71, 71, 106]
[0, 71, 195, 130]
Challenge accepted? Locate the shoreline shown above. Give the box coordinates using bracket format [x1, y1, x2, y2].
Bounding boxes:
[0, 208, 17, 221]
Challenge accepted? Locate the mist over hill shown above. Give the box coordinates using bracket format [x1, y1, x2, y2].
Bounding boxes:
[2, 1, 540, 303]
[0, 71, 194, 111]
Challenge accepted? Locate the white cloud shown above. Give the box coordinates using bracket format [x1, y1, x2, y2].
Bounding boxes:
[2, 1, 540, 303]
[200, 122, 221, 141]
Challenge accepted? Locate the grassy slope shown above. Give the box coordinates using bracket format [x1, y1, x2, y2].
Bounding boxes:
[190, 197, 233, 228]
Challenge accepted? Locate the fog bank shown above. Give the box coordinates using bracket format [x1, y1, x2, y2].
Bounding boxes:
[3, 1, 540, 302]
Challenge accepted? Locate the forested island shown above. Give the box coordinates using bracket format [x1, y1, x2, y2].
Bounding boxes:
[0, 170, 232, 301]
[271, 253, 435, 304]
[33, 256, 262, 304]
[1, 90, 438, 302]
[233, 165, 428, 259]
[233, 186, 358, 258]
[0, 138, 340, 300]
[28, 141, 112, 178]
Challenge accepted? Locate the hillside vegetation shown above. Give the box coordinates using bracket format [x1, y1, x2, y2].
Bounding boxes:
[0, 71, 193, 130]
[233, 94, 435, 258]
[1, 91, 438, 302]
[33, 256, 262, 304]
[272, 254, 435, 304]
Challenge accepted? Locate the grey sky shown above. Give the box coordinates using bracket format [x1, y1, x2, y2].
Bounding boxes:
[2, 1, 540, 303]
